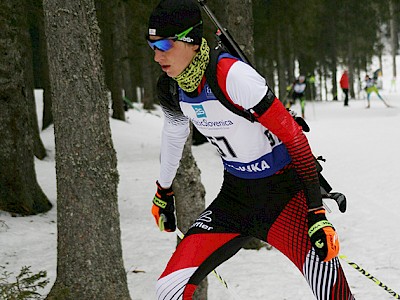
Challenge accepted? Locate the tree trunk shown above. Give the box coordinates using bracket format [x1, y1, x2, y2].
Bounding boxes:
[43, 1, 130, 299]
[263, 56, 275, 94]
[95, 0, 125, 120]
[28, 0, 53, 130]
[174, 125, 208, 299]
[36, 0, 53, 131]
[120, 2, 135, 102]
[141, 28, 157, 110]
[0, 0, 52, 215]
[348, 42, 355, 99]
[25, 0, 47, 159]
[95, 0, 112, 93]
[110, 0, 126, 120]
[390, 0, 398, 79]
[223, 0, 255, 65]
[331, 57, 338, 100]
[27, 45, 47, 160]
[277, 28, 287, 101]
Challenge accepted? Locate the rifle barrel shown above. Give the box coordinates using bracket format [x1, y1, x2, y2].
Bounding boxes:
[197, 0, 250, 64]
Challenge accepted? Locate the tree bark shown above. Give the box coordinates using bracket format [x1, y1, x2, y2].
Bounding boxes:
[28, 0, 53, 130]
[43, 1, 130, 298]
[36, 0, 53, 131]
[110, 0, 126, 120]
[277, 28, 287, 101]
[141, 24, 157, 110]
[119, 2, 135, 101]
[25, 0, 47, 159]
[0, 0, 52, 215]
[26, 46, 47, 160]
[348, 42, 355, 99]
[390, 0, 398, 79]
[212, 0, 255, 64]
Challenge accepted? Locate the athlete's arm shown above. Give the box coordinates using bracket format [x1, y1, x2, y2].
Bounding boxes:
[219, 60, 322, 209]
[157, 73, 190, 188]
[256, 99, 322, 209]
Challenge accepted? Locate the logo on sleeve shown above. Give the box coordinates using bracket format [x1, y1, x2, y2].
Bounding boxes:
[192, 104, 207, 118]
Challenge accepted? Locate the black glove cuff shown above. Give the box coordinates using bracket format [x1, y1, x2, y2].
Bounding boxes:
[304, 183, 323, 209]
[307, 209, 326, 222]
[156, 181, 174, 196]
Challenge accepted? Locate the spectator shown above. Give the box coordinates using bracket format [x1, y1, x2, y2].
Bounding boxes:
[340, 70, 349, 106]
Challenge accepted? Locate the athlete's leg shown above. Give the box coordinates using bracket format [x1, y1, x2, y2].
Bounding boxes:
[343, 89, 349, 106]
[156, 173, 254, 299]
[267, 191, 355, 300]
[376, 91, 390, 107]
[156, 232, 251, 299]
[300, 97, 306, 118]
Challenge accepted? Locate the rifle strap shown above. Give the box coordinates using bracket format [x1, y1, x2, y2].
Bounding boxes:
[205, 47, 257, 122]
[205, 47, 276, 123]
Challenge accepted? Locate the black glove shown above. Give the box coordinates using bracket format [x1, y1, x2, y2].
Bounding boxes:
[151, 181, 176, 232]
[307, 208, 339, 262]
[287, 108, 310, 132]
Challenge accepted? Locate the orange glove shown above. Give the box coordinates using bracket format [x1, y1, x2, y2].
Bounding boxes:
[307, 209, 339, 262]
[151, 181, 176, 232]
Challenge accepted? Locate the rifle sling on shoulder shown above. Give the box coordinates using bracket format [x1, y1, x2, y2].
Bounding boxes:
[204, 47, 275, 123]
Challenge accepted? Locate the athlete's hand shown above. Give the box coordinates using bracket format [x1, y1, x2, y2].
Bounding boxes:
[307, 208, 339, 262]
[151, 181, 176, 232]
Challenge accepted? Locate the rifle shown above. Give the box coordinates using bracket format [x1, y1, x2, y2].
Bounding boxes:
[197, 0, 252, 66]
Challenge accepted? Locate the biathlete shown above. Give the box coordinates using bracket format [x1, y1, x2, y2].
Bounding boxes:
[146, 1, 355, 299]
[364, 74, 390, 108]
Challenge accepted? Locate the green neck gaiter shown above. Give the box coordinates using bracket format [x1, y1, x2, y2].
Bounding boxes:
[173, 38, 210, 93]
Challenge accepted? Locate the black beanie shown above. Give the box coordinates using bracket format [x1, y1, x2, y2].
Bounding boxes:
[148, 0, 203, 45]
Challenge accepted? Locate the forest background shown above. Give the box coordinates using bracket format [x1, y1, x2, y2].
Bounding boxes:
[24, 0, 400, 126]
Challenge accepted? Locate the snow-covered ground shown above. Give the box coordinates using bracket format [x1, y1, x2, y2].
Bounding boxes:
[1, 60, 400, 299]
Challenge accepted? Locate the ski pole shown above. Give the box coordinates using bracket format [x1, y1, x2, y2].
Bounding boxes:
[176, 228, 241, 300]
[339, 254, 400, 299]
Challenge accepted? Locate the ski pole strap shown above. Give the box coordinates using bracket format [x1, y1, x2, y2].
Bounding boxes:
[339, 254, 400, 299]
[153, 196, 167, 209]
[308, 220, 333, 237]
